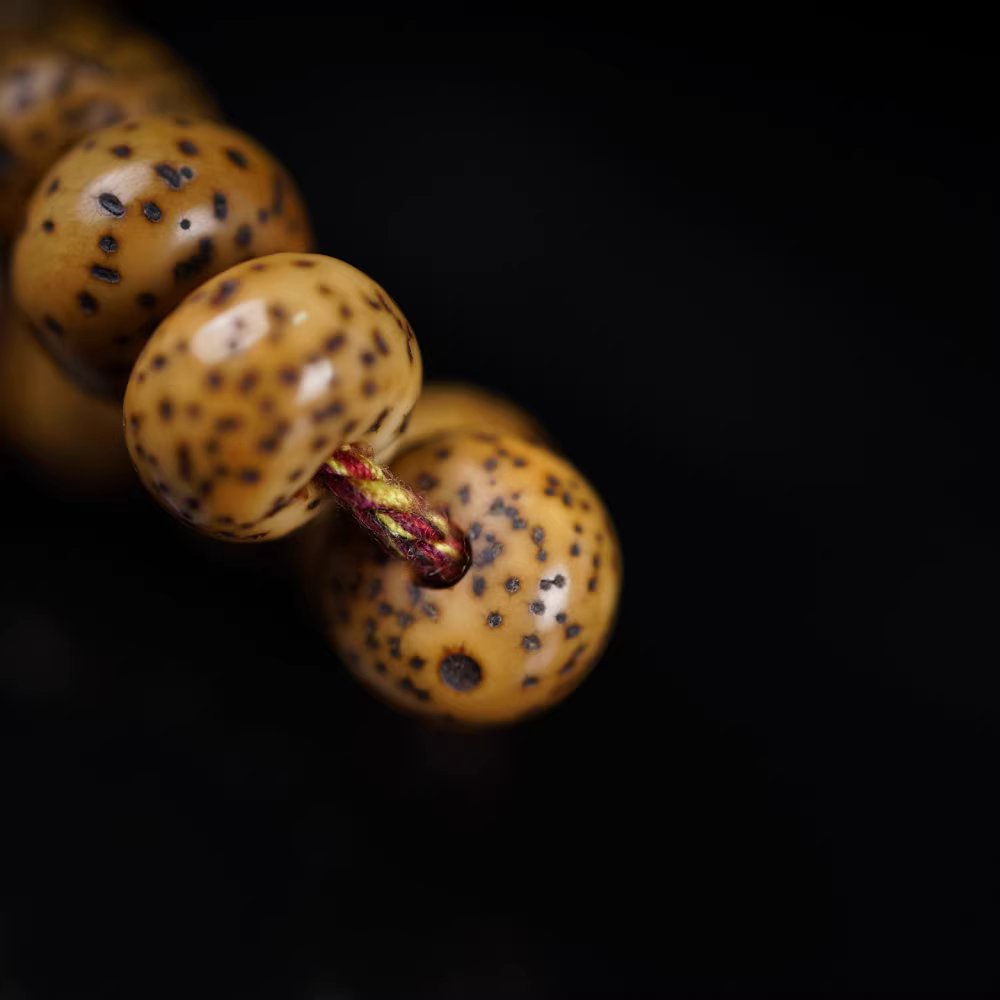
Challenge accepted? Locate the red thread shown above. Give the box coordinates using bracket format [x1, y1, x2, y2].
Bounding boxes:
[315, 445, 470, 588]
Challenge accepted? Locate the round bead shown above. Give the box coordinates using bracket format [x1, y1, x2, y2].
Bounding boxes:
[11, 114, 310, 395]
[0, 41, 214, 235]
[123, 252, 423, 542]
[396, 381, 546, 452]
[320, 431, 621, 726]
[0, 299, 130, 491]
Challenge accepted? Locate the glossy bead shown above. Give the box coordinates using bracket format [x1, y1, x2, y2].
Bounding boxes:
[0, 298, 130, 491]
[11, 115, 309, 395]
[321, 431, 621, 726]
[0, 38, 214, 235]
[396, 381, 546, 452]
[123, 252, 423, 541]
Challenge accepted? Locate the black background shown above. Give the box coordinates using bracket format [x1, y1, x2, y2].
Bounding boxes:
[0, 12, 993, 998]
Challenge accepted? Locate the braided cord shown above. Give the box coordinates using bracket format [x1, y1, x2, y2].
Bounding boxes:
[315, 444, 470, 588]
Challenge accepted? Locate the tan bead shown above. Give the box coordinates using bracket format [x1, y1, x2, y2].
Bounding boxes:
[123, 252, 423, 542]
[11, 114, 309, 395]
[0, 40, 215, 235]
[396, 381, 547, 452]
[0, 298, 130, 491]
[321, 431, 621, 726]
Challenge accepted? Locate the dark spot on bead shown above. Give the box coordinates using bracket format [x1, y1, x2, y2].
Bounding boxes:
[555, 612, 568, 624]
[374, 661, 386, 675]
[178, 139, 198, 155]
[439, 653, 482, 692]
[422, 603, 439, 620]
[588, 577, 598, 592]
[566, 625, 582, 639]
[506, 577, 522, 595]
[47, 178, 60, 195]
[111, 144, 131, 158]
[311, 436, 329, 453]
[409, 656, 425, 670]
[554, 574, 566, 587]
[484, 457, 498, 471]
[531, 527, 545, 545]
[417, 472, 438, 491]
[154, 163, 182, 189]
[529, 601, 545, 615]
[234, 224, 252, 248]
[487, 612, 503, 628]
[136, 291, 157, 309]
[239, 468, 260, 484]
[179, 218, 191, 230]
[236, 371, 258, 395]
[90, 265, 119, 284]
[174, 238, 214, 282]
[522, 635, 541, 652]
[211, 279, 239, 307]
[177, 444, 192, 482]
[226, 148, 249, 169]
[142, 201, 162, 223]
[340, 303, 353, 319]
[522, 676, 540, 688]
[181, 166, 194, 179]
[97, 233, 118, 254]
[213, 192, 227, 220]
[205, 371, 224, 390]
[398, 677, 430, 701]
[97, 192, 125, 217]
[271, 174, 285, 215]
[151, 354, 167, 370]
[42, 219, 54, 233]
[537, 550, 548, 562]
[158, 399, 173, 421]
[359, 350, 376, 367]
[468, 523, 482, 541]
[570, 543, 581, 557]
[215, 415, 242, 433]
[367, 408, 390, 434]
[307, 498, 322, 511]
[43, 315, 64, 337]
[458, 485, 471, 505]
[362, 380, 377, 397]
[472, 576, 486, 597]
[313, 401, 344, 423]
[324, 332, 345, 353]
[77, 291, 98, 315]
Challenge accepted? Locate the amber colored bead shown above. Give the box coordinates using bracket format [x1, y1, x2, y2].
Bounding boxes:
[123, 252, 423, 542]
[395, 381, 547, 452]
[0, 34, 215, 235]
[321, 430, 621, 726]
[0, 298, 130, 491]
[11, 115, 310, 395]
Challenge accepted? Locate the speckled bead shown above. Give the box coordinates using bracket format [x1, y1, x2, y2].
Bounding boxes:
[11, 115, 309, 395]
[321, 431, 621, 726]
[0, 42, 214, 235]
[396, 381, 547, 452]
[123, 252, 423, 541]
